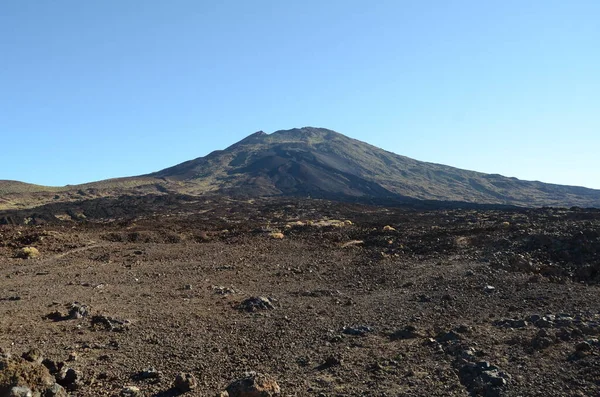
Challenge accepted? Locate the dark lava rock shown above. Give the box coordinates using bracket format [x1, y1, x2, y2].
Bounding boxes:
[90, 315, 130, 332]
[534, 317, 554, 328]
[342, 325, 373, 336]
[416, 294, 432, 302]
[390, 325, 420, 340]
[458, 361, 510, 396]
[237, 297, 275, 312]
[56, 367, 80, 390]
[576, 341, 592, 352]
[531, 336, 554, 350]
[437, 330, 462, 342]
[21, 349, 43, 364]
[318, 355, 342, 369]
[494, 319, 528, 328]
[45, 302, 90, 322]
[174, 372, 197, 392]
[67, 302, 89, 320]
[138, 367, 161, 380]
[41, 359, 59, 375]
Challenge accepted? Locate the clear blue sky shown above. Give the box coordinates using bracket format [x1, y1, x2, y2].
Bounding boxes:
[1, 1, 599, 188]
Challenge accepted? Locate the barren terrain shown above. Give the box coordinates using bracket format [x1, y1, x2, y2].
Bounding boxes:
[1, 196, 600, 396]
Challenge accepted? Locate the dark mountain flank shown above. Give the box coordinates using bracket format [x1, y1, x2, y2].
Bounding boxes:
[150, 127, 600, 207]
[2, 127, 599, 209]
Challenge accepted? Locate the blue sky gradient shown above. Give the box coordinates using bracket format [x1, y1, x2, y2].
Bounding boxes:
[1, 1, 599, 188]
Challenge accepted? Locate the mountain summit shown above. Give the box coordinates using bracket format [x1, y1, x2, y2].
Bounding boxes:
[150, 127, 600, 207]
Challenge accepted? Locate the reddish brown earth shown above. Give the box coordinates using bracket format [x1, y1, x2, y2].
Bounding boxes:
[1, 196, 600, 396]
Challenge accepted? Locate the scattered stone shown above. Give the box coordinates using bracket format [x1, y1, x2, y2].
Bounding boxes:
[224, 371, 280, 396]
[441, 293, 454, 301]
[531, 335, 553, 350]
[342, 325, 373, 336]
[458, 361, 510, 396]
[329, 334, 344, 343]
[529, 314, 541, 323]
[390, 325, 420, 340]
[21, 349, 43, 364]
[213, 286, 237, 295]
[9, 386, 33, 397]
[44, 383, 67, 397]
[56, 367, 81, 390]
[534, 317, 553, 328]
[237, 297, 275, 312]
[575, 341, 592, 352]
[67, 302, 90, 320]
[138, 367, 161, 380]
[91, 315, 131, 332]
[494, 319, 528, 329]
[120, 386, 142, 397]
[455, 324, 474, 334]
[587, 338, 600, 346]
[319, 356, 342, 369]
[555, 315, 574, 327]
[437, 330, 462, 342]
[174, 372, 197, 392]
[416, 294, 432, 302]
[0, 347, 11, 360]
[41, 359, 59, 375]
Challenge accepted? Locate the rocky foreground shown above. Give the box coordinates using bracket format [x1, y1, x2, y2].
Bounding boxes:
[1, 197, 599, 396]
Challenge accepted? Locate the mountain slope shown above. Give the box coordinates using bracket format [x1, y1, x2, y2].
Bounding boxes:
[150, 127, 600, 207]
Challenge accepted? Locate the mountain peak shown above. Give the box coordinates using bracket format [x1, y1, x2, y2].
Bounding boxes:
[250, 130, 267, 137]
[268, 127, 342, 143]
[273, 126, 336, 135]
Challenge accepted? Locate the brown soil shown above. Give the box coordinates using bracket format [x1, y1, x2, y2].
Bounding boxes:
[1, 196, 599, 396]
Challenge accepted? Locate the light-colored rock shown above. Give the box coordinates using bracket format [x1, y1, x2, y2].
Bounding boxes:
[120, 385, 142, 397]
[9, 386, 33, 397]
[225, 372, 280, 397]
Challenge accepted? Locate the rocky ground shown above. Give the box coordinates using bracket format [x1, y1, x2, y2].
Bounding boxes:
[1, 196, 599, 396]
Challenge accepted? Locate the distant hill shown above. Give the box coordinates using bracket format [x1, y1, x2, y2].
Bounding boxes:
[149, 127, 600, 207]
[1, 127, 599, 209]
